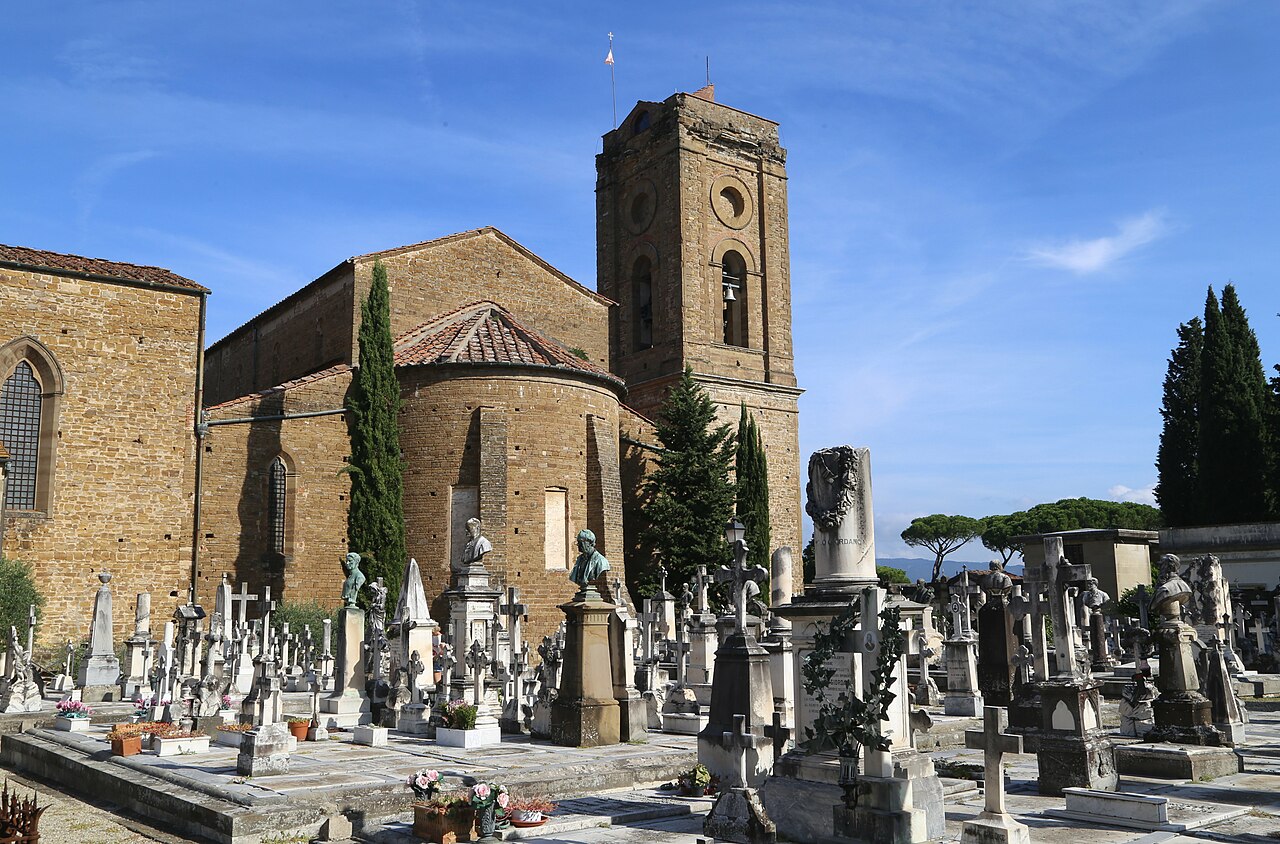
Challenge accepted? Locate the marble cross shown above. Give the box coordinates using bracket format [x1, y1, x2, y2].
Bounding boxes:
[716, 548, 767, 637]
[229, 582, 259, 627]
[964, 705, 1022, 814]
[693, 565, 711, 614]
[721, 713, 763, 789]
[466, 640, 488, 707]
[1253, 615, 1269, 652]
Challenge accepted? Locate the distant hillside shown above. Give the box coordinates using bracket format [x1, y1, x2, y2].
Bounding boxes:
[877, 557, 1024, 582]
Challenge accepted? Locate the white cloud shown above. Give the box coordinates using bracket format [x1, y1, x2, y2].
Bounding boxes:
[1026, 209, 1170, 274]
[1108, 483, 1157, 505]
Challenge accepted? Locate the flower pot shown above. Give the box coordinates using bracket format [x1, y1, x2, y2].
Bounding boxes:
[153, 734, 211, 757]
[412, 804, 474, 842]
[288, 721, 310, 741]
[214, 729, 246, 748]
[111, 735, 142, 757]
[54, 715, 91, 732]
[433, 671, 443, 685]
[508, 809, 548, 828]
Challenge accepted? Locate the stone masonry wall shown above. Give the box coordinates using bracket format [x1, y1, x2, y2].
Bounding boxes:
[398, 366, 625, 646]
[0, 266, 202, 647]
[199, 369, 352, 614]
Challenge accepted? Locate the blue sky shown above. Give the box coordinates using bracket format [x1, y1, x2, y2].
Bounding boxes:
[3, 2, 1278, 559]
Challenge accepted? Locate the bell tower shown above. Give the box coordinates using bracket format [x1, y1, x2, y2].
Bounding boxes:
[597, 86, 803, 557]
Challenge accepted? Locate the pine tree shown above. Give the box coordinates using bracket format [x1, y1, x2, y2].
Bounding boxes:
[734, 404, 772, 591]
[639, 367, 736, 599]
[345, 260, 406, 605]
[1155, 317, 1203, 526]
[1198, 284, 1271, 523]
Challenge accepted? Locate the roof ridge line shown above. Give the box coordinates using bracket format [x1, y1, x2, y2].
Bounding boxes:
[448, 305, 495, 363]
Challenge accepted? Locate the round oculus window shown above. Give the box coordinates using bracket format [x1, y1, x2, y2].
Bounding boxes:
[711, 174, 753, 229]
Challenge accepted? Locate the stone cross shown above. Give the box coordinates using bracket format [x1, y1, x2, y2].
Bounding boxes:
[466, 640, 488, 708]
[1044, 537, 1082, 680]
[964, 705, 1022, 814]
[24, 605, 35, 664]
[499, 586, 527, 670]
[1007, 585, 1032, 641]
[1253, 615, 1269, 652]
[721, 713, 763, 789]
[229, 582, 259, 627]
[693, 565, 711, 615]
[948, 593, 967, 638]
[439, 641, 456, 691]
[716, 547, 767, 637]
[1011, 638, 1035, 690]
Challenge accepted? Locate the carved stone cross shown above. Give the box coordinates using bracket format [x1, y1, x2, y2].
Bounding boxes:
[694, 565, 711, 615]
[1253, 615, 1269, 652]
[229, 582, 259, 627]
[717, 549, 767, 637]
[466, 640, 488, 708]
[964, 705, 1022, 814]
[721, 713, 764, 788]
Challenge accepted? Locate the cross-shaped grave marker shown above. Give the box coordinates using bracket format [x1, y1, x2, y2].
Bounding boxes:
[693, 565, 711, 615]
[1253, 614, 1269, 652]
[964, 705, 1023, 815]
[947, 592, 968, 639]
[466, 639, 489, 708]
[229, 582, 259, 627]
[721, 713, 766, 789]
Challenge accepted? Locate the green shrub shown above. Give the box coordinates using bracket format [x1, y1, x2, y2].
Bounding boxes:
[0, 556, 44, 640]
[271, 600, 339, 643]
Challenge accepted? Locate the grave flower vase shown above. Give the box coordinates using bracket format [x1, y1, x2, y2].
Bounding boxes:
[288, 720, 310, 741]
[475, 804, 497, 839]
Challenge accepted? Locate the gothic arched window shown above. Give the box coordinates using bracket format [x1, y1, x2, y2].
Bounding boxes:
[722, 250, 748, 347]
[0, 337, 63, 514]
[0, 362, 41, 510]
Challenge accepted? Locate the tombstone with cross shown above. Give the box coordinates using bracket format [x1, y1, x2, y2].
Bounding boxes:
[229, 582, 259, 628]
[961, 706, 1031, 844]
[687, 566, 720, 689]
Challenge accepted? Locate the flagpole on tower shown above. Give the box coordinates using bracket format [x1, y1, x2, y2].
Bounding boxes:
[605, 32, 617, 129]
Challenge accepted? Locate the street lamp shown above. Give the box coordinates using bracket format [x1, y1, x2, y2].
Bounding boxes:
[724, 518, 746, 549]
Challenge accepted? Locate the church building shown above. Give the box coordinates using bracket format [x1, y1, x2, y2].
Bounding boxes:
[0, 87, 802, 647]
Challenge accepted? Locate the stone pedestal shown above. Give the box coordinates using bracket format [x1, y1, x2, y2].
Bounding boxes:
[835, 773, 930, 844]
[944, 638, 983, 716]
[320, 607, 371, 728]
[1034, 679, 1116, 796]
[397, 702, 432, 735]
[550, 594, 620, 747]
[761, 634, 794, 731]
[697, 634, 775, 788]
[1114, 742, 1241, 780]
[704, 788, 777, 844]
[237, 722, 291, 776]
[960, 812, 1032, 844]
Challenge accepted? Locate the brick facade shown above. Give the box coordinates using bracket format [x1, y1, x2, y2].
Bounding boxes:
[0, 259, 205, 647]
[596, 92, 803, 564]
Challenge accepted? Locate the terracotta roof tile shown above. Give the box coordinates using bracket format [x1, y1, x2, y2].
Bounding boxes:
[206, 364, 352, 412]
[0, 244, 208, 292]
[394, 301, 623, 388]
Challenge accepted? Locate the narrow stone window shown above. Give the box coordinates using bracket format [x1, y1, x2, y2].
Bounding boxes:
[722, 250, 748, 347]
[268, 456, 288, 555]
[0, 362, 40, 509]
[633, 256, 653, 351]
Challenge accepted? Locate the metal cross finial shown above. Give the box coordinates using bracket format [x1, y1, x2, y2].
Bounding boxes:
[717, 541, 767, 637]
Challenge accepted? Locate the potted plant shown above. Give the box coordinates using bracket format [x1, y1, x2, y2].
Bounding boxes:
[287, 716, 311, 741]
[432, 642, 447, 685]
[219, 694, 237, 723]
[107, 725, 144, 756]
[408, 769, 475, 843]
[467, 780, 508, 840]
[153, 729, 212, 757]
[214, 722, 253, 747]
[676, 763, 712, 797]
[437, 700, 496, 748]
[54, 699, 93, 731]
[507, 796, 556, 827]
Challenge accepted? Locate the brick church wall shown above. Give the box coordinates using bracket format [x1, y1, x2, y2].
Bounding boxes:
[0, 266, 203, 647]
[198, 368, 352, 613]
[398, 366, 625, 646]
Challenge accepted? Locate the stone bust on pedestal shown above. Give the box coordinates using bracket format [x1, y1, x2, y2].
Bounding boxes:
[455, 518, 493, 573]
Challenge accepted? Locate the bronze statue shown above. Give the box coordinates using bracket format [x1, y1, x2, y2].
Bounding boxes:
[569, 529, 610, 590]
[341, 552, 366, 608]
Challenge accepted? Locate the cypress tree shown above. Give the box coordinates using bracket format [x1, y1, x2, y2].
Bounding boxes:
[1155, 317, 1203, 526]
[640, 367, 736, 599]
[1198, 284, 1270, 523]
[734, 404, 772, 590]
[345, 260, 406, 604]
